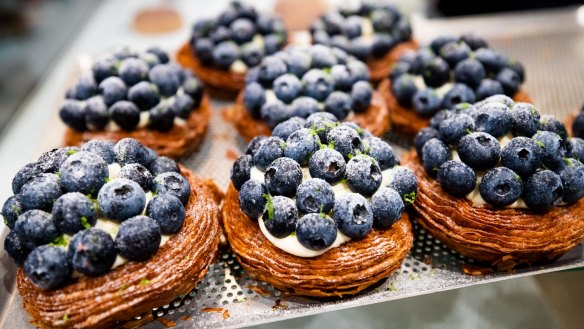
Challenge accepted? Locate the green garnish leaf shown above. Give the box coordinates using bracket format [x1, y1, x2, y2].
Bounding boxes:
[263, 194, 274, 220]
[328, 140, 335, 149]
[66, 149, 78, 156]
[322, 67, 331, 74]
[280, 142, 286, 151]
[564, 158, 574, 167]
[140, 278, 151, 285]
[80, 216, 91, 229]
[50, 235, 69, 247]
[535, 140, 545, 148]
[63, 313, 69, 323]
[404, 192, 416, 205]
[465, 128, 472, 135]
[289, 231, 297, 237]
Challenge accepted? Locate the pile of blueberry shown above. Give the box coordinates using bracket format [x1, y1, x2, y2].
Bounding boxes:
[244, 44, 374, 128]
[60, 46, 204, 133]
[230, 113, 418, 251]
[2, 138, 191, 290]
[309, 1, 412, 61]
[190, 1, 286, 70]
[414, 95, 584, 212]
[572, 103, 584, 139]
[390, 34, 525, 117]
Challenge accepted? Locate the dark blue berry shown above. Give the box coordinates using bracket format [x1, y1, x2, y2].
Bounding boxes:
[24, 245, 71, 290]
[479, 167, 523, 207]
[507, 60, 525, 83]
[213, 41, 240, 69]
[115, 215, 161, 261]
[253, 136, 284, 170]
[472, 102, 512, 138]
[540, 115, 568, 141]
[327, 126, 364, 160]
[333, 193, 373, 239]
[262, 196, 297, 238]
[14, 210, 59, 249]
[372, 34, 396, 58]
[273, 117, 305, 141]
[245, 136, 267, 157]
[172, 94, 194, 119]
[92, 57, 117, 84]
[149, 64, 180, 97]
[302, 69, 334, 102]
[346, 60, 370, 83]
[120, 163, 152, 191]
[421, 138, 451, 177]
[230, 18, 256, 43]
[437, 160, 476, 197]
[558, 158, 584, 204]
[230, 155, 252, 190]
[114, 138, 149, 167]
[510, 102, 541, 137]
[38, 147, 78, 174]
[454, 59, 485, 88]
[12, 163, 42, 194]
[273, 74, 302, 104]
[238, 180, 267, 218]
[4, 231, 30, 266]
[128, 81, 160, 111]
[430, 109, 456, 130]
[496, 68, 521, 96]
[296, 178, 334, 214]
[430, 36, 458, 54]
[240, 42, 264, 67]
[440, 42, 471, 67]
[387, 166, 418, 204]
[501, 137, 543, 177]
[68, 228, 116, 276]
[98, 178, 146, 221]
[522, 170, 563, 212]
[52, 192, 97, 235]
[257, 56, 287, 86]
[72, 74, 97, 100]
[243, 82, 266, 118]
[109, 101, 140, 131]
[59, 99, 86, 131]
[260, 100, 290, 128]
[474, 48, 507, 74]
[193, 38, 214, 64]
[84, 96, 109, 130]
[457, 132, 501, 170]
[442, 83, 475, 109]
[304, 112, 339, 143]
[412, 89, 442, 117]
[60, 151, 108, 195]
[98, 77, 127, 107]
[422, 57, 450, 88]
[2, 195, 22, 229]
[459, 33, 488, 50]
[532, 131, 566, 171]
[346, 155, 382, 196]
[153, 172, 191, 205]
[264, 157, 302, 197]
[148, 102, 175, 132]
[284, 128, 320, 165]
[146, 46, 169, 63]
[414, 127, 441, 159]
[296, 213, 337, 251]
[475, 79, 504, 101]
[567, 138, 584, 163]
[149, 156, 179, 176]
[439, 113, 475, 145]
[324, 91, 352, 120]
[147, 194, 185, 234]
[182, 76, 204, 106]
[310, 44, 338, 68]
[118, 58, 149, 86]
[351, 81, 373, 112]
[371, 187, 404, 229]
[364, 137, 398, 170]
[19, 173, 62, 211]
[309, 148, 346, 184]
[349, 37, 372, 61]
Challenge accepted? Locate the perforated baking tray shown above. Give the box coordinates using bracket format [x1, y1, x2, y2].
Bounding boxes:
[1, 6, 584, 329]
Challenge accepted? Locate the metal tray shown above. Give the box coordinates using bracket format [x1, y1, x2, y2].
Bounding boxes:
[1, 6, 584, 329]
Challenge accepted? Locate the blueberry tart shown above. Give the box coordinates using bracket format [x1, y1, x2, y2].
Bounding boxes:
[309, 1, 416, 82]
[379, 34, 532, 136]
[222, 122, 414, 297]
[177, 1, 287, 96]
[61, 46, 210, 159]
[3, 139, 221, 328]
[406, 96, 584, 269]
[225, 44, 390, 141]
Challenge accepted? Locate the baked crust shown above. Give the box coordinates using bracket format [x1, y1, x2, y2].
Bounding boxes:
[17, 167, 221, 329]
[367, 41, 418, 83]
[176, 43, 245, 98]
[221, 184, 413, 297]
[224, 91, 391, 142]
[403, 151, 584, 269]
[63, 95, 211, 159]
[378, 79, 533, 136]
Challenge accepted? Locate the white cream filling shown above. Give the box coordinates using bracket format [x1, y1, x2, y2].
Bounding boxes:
[412, 76, 454, 98]
[228, 34, 266, 73]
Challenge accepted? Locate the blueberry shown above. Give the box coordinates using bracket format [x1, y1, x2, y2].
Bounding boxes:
[284, 50, 311, 77]
[510, 102, 541, 137]
[414, 127, 441, 159]
[84, 96, 109, 130]
[305, 112, 339, 143]
[148, 102, 175, 132]
[72, 73, 97, 100]
[351, 81, 373, 113]
[440, 42, 471, 67]
[171, 94, 194, 119]
[109, 101, 140, 131]
[2, 195, 22, 229]
[260, 100, 290, 128]
[262, 196, 297, 238]
[346, 60, 370, 83]
[330, 65, 352, 92]
[68, 228, 116, 276]
[387, 166, 418, 204]
[472, 103, 512, 138]
[243, 82, 266, 118]
[342, 15, 362, 38]
[439, 113, 475, 145]
[257, 56, 287, 86]
[364, 137, 398, 170]
[474, 48, 507, 74]
[153, 172, 191, 205]
[496, 68, 521, 96]
[343, 122, 372, 139]
[540, 115, 568, 141]
[422, 138, 451, 177]
[412, 89, 442, 117]
[118, 58, 148, 86]
[523, 170, 563, 212]
[52, 192, 96, 235]
[372, 34, 396, 58]
[119, 163, 152, 191]
[115, 215, 161, 261]
[112, 46, 138, 60]
[422, 57, 450, 88]
[245, 136, 267, 157]
[213, 41, 241, 69]
[92, 57, 118, 83]
[430, 109, 455, 130]
[327, 126, 364, 160]
[479, 94, 515, 109]
[128, 81, 160, 111]
[334, 193, 373, 238]
[295, 178, 334, 214]
[322, 91, 352, 120]
[14, 210, 59, 249]
[479, 167, 523, 207]
[264, 34, 285, 55]
[273, 74, 302, 104]
[60, 151, 108, 195]
[330, 35, 351, 53]
[345, 155, 382, 196]
[210, 25, 232, 43]
[264, 157, 302, 197]
[230, 155, 252, 190]
[19, 173, 62, 211]
[391, 74, 417, 107]
[349, 36, 373, 61]
[230, 18, 256, 44]
[98, 77, 127, 107]
[273, 117, 305, 141]
[98, 178, 145, 222]
[430, 36, 458, 54]
[389, 61, 411, 81]
[24, 245, 71, 290]
[310, 44, 338, 68]
[147, 194, 185, 234]
[558, 158, 584, 204]
[309, 148, 346, 184]
[12, 163, 42, 194]
[501, 137, 543, 177]
[567, 138, 584, 163]
[532, 131, 566, 171]
[113, 138, 147, 167]
[182, 76, 204, 107]
[302, 69, 334, 102]
[253, 136, 285, 170]
[371, 8, 396, 32]
[296, 213, 337, 250]
[59, 99, 86, 131]
[239, 42, 264, 67]
[457, 132, 501, 170]
[442, 83, 475, 109]
[149, 156, 179, 176]
[38, 147, 79, 174]
[146, 46, 169, 64]
[4, 231, 30, 266]
[459, 33, 488, 50]
[257, 16, 277, 34]
[454, 59, 485, 88]
[475, 79, 504, 101]
[507, 59, 525, 83]
[140, 52, 160, 68]
[370, 187, 404, 229]
[193, 38, 214, 64]
[437, 160, 476, 197]
[238, 180, 267, 218]
[284, 128, 320, 165]
[149, 64, 180, 97]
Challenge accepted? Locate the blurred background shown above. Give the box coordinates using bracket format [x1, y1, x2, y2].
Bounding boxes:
[0, 0, 583, 328]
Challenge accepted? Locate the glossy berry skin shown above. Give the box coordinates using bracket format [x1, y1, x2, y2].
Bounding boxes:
[92, 57, 117, 83]
[230, 18, 256, 43]
[475, 79, 504, 101]
[149, 156, 179, 176]
[98, 77, 127, 107]
[567, 138, 584, 163]
[257, 56, 287, 86]
[304, 112, 339, 143]
[68, 228, 117, 276]
[38, 147, 79, 174]
[365, 137, 398, 170]
[479, 167, 523, 207]
[330, 64, 352, 91]
[84, 96, 109, 130]
[296, 178, 334, 214]
[290, 97, 319, 119]
[118, 58, 149, 86]
[324, 91, 353, 120]
[128, 81, 160, 111]
[414, 127, 441, 159]
[146, 46, 169, 63]
[351, 81, 373, 113]
[19, 173, 62, 211]
[230, 155, 252, 190]
[441, 83, 475, 109]
[558, 158, 584, 204]
[260, 100, 290, 128]
[98, 179, 146, 221]
[24, 245, 71, 290]
[120, 163, 153, 191]
[457, 132, 501, 170]
[460, 33, 488, 50]
[540, 115, 569, 141]
[14, 210, 59, 249]
[522, 170, 564, 212]
[153, 172, 191, 205]
[346, 155, 382, 196]
[284, 50, 311, 78]
[182, 76, 204, 107]
[422, 57, 450, 88]
[60, 151, 108, 196]
[2, 195, 22, 229]
[302, 69, 334, 102]
[430, 109, 454, 130]
[114, 138, 149, 167]
[52, 192, 97, 235]
[391, 74, 418, 107]
[238, 180, 267, 218]
[501, 137, 543, 177]
[253, 136, 284, 170]
[172, 94, 194, 119]
[532, 131, 566, 171]
[59, 99, 86, 131]
[510, 102, 541, 137]
[440, 42, 471, 67]
[264, 157, 302, 197]
[4, 231, 30, 266]
[332, 193, 373, 239]
[309, 44, 338, 68]
[437, 160, 476, 197]
[296, 213, 337, 251]
[149, 64, 180, 97]
[412, 89, 442, 117]
[81, 140, 115, 164]
[243, 82, 266, 118]
[148, 103, 175, 132]
[474, 48, 507, 74]
[147, 194, 186, 234]
[472, 102, 512, 138]
[387, 166, 418, 204]
[115, 215, 161, 261]
[262, 196, 297, 238]
[439, 113, 475, 145]
[327, 126, 363, 161]
[273, 117, 305, 141]
[309, 148, 346, 184]
[241, 42, 265, 67]
[370, 188, 404, 229]
[245, 136, 266, 157]
[422, 138, 451, 177]
[284, 128, 320, 165]
[273, 74, 302, 104]
[109, 101, 140, 131]
[454, 59, 486, 88]
[496, 68, 521, 96]
[12, 163, 42, 194]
